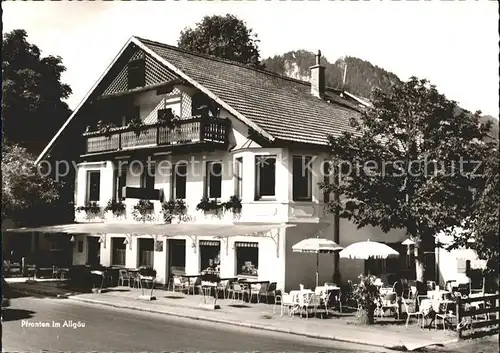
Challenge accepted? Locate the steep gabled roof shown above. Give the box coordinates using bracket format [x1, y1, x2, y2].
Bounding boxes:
[37, 36, 361, 163]
[137, 37, 359, 146]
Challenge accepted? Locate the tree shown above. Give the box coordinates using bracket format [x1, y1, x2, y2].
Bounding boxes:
[452, 148, 499, 267]
[178, 14, 263, 68]
[2, 29, 72, 155]
[2, 144, 62, 226]
[321, 77, 493, 284]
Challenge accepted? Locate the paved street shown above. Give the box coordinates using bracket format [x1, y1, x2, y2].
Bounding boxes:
[2, 295, 387, 352]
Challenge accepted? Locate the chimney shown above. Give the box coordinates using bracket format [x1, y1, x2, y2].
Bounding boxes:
[310, 50, 325, 98]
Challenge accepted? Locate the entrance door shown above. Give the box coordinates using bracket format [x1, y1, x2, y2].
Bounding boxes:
[87, 237, 100, 266]
[167, 239, 186, 279]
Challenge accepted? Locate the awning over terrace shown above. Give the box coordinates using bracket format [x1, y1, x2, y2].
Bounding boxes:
[7, 222, 295, 257]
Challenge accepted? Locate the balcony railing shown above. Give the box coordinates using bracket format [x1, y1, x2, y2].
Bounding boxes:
[84, 117, 229, 154]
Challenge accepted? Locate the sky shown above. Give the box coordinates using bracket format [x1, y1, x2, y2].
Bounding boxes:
[3, 1, 499, 118]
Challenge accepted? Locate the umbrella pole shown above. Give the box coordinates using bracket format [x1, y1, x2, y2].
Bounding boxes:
[316, 253, 319, 288]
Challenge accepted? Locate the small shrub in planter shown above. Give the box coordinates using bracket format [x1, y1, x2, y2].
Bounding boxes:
[161, 199, 187, 223]
[75, 202, 102, 219]
[138, 267, 157, 278]
[196, 197, 224, 214]
[132, 200, 155, 223]
[104, 199, 126, 216]
[353, 274, 381, 325]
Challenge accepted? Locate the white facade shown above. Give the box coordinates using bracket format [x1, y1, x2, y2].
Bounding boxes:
[72, 85, 408, 292]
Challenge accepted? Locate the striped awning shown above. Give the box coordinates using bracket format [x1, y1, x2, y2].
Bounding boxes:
[199, 240, 220, 247]
[235, 242, 259, 248]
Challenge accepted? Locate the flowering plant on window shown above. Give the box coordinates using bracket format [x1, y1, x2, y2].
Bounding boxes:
[161, 199, 187, 223]
[158, 109, 181, 130]
[223, 195, 242, 214]
[104, 199, 126, 215]
[75, 202, 102, 219]
[96, 120, 117, 138]
[240, 262, 258, 276]
[127, 116, 144, 136]
[196, 197, 224, 213]
[132, 200, 155, 223]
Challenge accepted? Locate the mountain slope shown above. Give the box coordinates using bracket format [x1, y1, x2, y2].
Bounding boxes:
[263, 50, 401, 99]
[263, 50, 498, 141]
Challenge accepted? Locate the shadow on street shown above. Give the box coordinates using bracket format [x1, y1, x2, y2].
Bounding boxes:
[2, 308, 36, 322]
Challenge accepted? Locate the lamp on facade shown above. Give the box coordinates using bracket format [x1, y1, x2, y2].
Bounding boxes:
[70, 235, 76, 243]
[123, 235, 132, 250]
[402, 238, 416, 255]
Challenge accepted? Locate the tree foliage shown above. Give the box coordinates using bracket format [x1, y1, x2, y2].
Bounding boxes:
[178, 14, 263, 68]
[2, 29, 72, 154]
[321, 77, 494, 281]
[452, 148, 499, 266]
[2, 144, 62, 226]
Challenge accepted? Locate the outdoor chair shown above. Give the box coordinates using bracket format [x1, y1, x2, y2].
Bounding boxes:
[130, 272, 141, 288]
[216, 280, 230, 299]
[187, 277, 201, 295]
[435, 301, 458, 331]
[322, 292, 332, 316]
[249, 283, 262, 303]
[303, 294, 322, 319]
[230, 282, 245, 302]
[251, 282, 269, 303]
[403, 297, 424, 330]
[377, 292, 400, 320]
[118, 269, 131, 287]
[273, 291, 282, 314]
[259, 282, 279, 304]
[169, 276, 188, 293]
[279, 293, 296, 317]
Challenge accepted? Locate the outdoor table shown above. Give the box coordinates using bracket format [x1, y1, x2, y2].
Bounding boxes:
[427, 290, 451, 301]
[90, 270, 106, 293]
[139, 275, 156, 297]
[200, 281, 218, 304]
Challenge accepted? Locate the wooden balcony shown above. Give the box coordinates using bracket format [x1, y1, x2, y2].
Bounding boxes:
[83, 117, 229, 154]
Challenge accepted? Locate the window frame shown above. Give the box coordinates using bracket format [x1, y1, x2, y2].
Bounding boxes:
[141, 162, 156, 190]
[172, 163, 187, 200]
[234, 157, 243, 198]
[292, 155, 313, 202]
[86, 170, 101, 203]
[205, 161, 222, 199]
[254, 155, 277, 201]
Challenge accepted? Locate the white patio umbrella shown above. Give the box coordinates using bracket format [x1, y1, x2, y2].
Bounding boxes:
[339, 240, 400, 260]
[292, 236, 343, 287]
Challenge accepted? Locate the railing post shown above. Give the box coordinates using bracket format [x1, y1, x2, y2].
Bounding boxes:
[156, 125, 160, 145]
[118, 132, 122, 150]
[199, 119, 205, 141]
[456, 295, 462, 339]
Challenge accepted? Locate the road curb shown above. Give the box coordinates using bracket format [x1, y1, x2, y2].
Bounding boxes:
[68, 296, 405, 351]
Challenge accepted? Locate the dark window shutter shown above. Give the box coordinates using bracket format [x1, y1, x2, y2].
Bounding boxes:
[127, 59, 145, 89]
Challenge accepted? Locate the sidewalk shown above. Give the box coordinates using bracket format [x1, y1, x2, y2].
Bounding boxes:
[9, 280, 458, 351]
